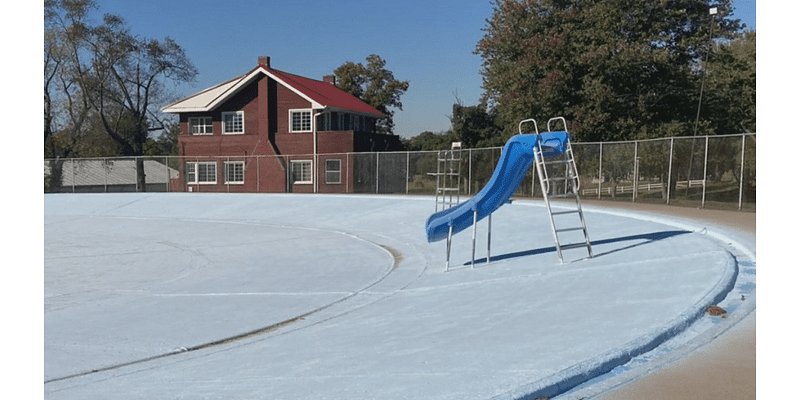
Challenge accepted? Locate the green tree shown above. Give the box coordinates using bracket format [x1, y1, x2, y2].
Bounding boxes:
[334, 54, 409, 135]
[450, 99, 503, 148]
[402, 130, 457, 151]
[144, 121, 180, 156]
[475, 0, 744, 142]
[45, 0, 197, 191]
[702, 30, 756, 134]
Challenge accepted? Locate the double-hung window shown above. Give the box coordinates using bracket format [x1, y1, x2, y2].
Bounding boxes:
[222, 111, 244, 134]
[224, 161, 245, 184]
[325, 159, 341, 184]
[186, 162, 217, 184]
[290, 109, 312, 132]
[188, 116, 213, 135]
[291, 160, 312, 184]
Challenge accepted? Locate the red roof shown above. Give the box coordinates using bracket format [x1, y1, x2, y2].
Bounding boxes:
[163, 62, 386, 119]
[267, 68, 386, 117]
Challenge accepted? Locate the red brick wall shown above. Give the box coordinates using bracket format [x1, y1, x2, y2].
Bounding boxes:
[175, 71, 364, 194]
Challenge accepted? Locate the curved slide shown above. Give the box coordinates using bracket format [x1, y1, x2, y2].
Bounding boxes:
[425, 131, 571, 243]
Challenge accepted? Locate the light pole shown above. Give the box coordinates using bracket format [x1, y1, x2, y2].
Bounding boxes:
[692, 7, 718, 136]
[686, 7, 717, 199]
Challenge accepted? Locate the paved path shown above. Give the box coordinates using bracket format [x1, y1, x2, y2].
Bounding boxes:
[580, 200, 756, 400]
[43, 194, 755, 399]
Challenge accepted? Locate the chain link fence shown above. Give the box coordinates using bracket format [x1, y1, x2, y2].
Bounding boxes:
[45, 133, 755, 211]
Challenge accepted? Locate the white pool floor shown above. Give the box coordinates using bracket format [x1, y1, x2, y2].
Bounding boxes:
[43, 193, 756, 399]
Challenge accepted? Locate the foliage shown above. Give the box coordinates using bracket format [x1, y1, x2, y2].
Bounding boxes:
[45, 0, 197, 190]
[144, 121, 181, 156]
[450, 100, 504, 148]
[334, 54, 409, 135]
[402, 131, 457, 151]
[475, 0, 745, 142]
[702, 30, 756, 134]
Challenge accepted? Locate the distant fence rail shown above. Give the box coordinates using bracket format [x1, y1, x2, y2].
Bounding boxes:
[44, 133, 755, 211]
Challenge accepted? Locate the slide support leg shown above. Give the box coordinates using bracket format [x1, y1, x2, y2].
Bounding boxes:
[487, 213, 492, 263]
[471, 210, 478, 268]
[446, 224, 453, 272]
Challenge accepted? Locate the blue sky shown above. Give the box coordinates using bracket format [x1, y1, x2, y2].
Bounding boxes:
[91, 0, 756, 139]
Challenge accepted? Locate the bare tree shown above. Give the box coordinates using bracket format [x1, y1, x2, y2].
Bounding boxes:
[45, 0, 197, 191]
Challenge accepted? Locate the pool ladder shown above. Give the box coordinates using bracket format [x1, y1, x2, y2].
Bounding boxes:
[532, 118, 593, 263]
[429, 142, 463, 212]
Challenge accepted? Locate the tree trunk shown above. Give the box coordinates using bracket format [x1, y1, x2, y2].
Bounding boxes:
[136, 157, 147, 192]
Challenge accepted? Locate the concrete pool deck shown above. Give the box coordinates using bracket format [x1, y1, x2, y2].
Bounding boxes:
[43, 194, 756, 399]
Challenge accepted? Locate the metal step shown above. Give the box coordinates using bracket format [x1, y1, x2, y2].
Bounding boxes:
[550, 209, 580, 216]
[558, 242, 591, 251]
[548, 192, 577, 199]
[543, 159, 571, 165]
[555, 226, 586, 234]
[532, 126, 593, 264]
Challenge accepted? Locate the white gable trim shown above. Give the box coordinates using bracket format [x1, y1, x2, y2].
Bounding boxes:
[162, 67, 322, 114]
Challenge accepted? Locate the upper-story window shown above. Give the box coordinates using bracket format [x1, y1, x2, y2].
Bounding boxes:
[188, 117, 213, 135]
[222, 111, 244, 134]
[290, 109, 312, 132]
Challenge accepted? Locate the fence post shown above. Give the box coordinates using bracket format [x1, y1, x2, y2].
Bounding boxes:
[347, 153, 351, 194]
[667, 138, 674, 205]
[468, 149, 472, 195]
[375, 152, 380, 194]
[632, 142, 638, 203]
[406, 151, 410, 194]
[598, 143, 603, 199]
[738, 134, 746, 211]
[701, 136, 709, 208]
[103, 158, 109, 193]
[70, 159, 76, 193]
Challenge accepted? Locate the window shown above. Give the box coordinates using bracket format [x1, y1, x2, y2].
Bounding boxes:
[290, 110, 312, 132]
[222, 111, 244, 134]
[325, 159, 341, 184]
[185, 162, 216, 184]
[224, 161, 244, 184]
[291, 160, 312, 184]
[188, 117, 213, 135]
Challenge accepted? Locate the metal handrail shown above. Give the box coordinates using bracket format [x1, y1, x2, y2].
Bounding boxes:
[547, 116, 568, 132]
[518, 118, 539, 135]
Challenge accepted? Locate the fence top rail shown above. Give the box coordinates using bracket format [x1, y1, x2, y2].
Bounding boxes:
[575, 132, 755, 146]
[44, 133, 755, 163]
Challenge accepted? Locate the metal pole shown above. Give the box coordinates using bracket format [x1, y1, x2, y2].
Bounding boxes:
[446, 224, 454, 271]
[487, 213, 492, 263]
[164, 157, 169, 192]
[375, 152, 380, 194]
[632, 142, 638, 203]
[70, 159, 75, 193]
[701, 136, 709, 208]
[598, 143, 603, 199]
[468, 149, 472, 195]
[406, 151, 410, 194]
[667, 138, 674, 205]
[103, 158, 108, 193]
[738, 134, 746, 210]
[472, 210, 478, 268]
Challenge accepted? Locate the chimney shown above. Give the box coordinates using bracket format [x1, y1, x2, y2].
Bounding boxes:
[323, 75, 336, 85]
[258, 56, 270, 68]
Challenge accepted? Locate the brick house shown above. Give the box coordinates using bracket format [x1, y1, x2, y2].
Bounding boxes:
[162, 56, 402, 193]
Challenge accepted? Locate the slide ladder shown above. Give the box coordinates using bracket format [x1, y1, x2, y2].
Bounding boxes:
[533, 118, 593, 263]
[429, 142, 463, 212]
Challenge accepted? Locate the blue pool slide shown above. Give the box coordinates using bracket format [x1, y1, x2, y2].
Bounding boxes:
[425, 131, 571, 243]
